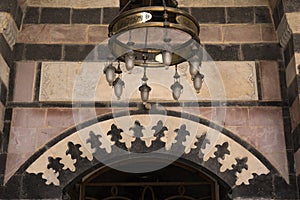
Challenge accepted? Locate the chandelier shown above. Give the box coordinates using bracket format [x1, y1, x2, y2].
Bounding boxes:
[104, 0, 204, 102]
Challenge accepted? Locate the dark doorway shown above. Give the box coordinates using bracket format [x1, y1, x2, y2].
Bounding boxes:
[66, 161, 230, 200]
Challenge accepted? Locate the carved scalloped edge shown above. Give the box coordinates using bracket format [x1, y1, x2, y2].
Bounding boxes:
[0, 12, 18, 50]
[25, 116, 270, 187]
[202, 132, 270, 186]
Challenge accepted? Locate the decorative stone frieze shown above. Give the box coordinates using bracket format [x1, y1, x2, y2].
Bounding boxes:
[39, 61, 258, 102]
[26, 114, 270, 187]
[0, 12, 18, 49]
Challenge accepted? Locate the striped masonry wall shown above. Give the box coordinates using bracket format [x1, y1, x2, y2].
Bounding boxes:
[269, 0, 300, 193]
[0, 0, 299, 199]
[0, 0, 24, 187]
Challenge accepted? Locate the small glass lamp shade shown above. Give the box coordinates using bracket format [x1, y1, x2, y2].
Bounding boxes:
[104, 64, 116, 86]
[170, 81, 183, 100]
[188, 56, 201, 78]
[162, 50, 172, 66]
[139, 83, 152, 102]
[193, 72, 204, 93]
[125, 51, 135, 71]
[113, 77, 125, 100]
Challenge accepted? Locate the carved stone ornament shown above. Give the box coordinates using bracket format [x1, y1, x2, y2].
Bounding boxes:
[26, 114, 270, 187]
[0, 12, 18, 49]
[277, 15, 292, 49]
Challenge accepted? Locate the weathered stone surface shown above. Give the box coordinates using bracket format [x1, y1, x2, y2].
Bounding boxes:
[286, 12, 300, 34]
[27, 0, 119, 8]
[13, 61, 36, 102]
[39, 61, 258, 101]
[248, 107, 288, 181]
[0, 12, 18, 49]
[178, 0, 267, 7]
[200, 25, 222, 43]
[269, 0, 279, 11]
[17, 24, 89, 44]
[37, 127, 66, 148]
[17, 24, 276, 45]
[295, 148, 300, 176]
[46, 108, 75, 128]
[8, 127, 37, 154]
[4, 153, 33, 184]
[286, 56, 297, 87]
[17, 24, 50, 43]
[5, 125, 39, 183]
[233, 0, 268, 6]
[206, 0, 234, 6]
[0, 55, 10, 87]
[249, 107, 283, 126]
[50, 24, 88, 43]
[87, 25, 108, 43]
[223, 25, 262, 43]
[40, 62, 75, 101]
[290, 95, 300, 131]
[27, 0, 268, 8]
[261, 24, 278, 42]
[260, 61, 281, 101]
[12, 108, 46, 128]
[0, 102, 4, 131]
[256, 126, 286, 153]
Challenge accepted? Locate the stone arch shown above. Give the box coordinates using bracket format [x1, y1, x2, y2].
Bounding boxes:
[9, 109, 278, 199]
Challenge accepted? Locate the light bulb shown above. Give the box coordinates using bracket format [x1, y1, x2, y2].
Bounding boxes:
[104, 64, 116, 86]
[170, 81, 183, 100]
[125, 52, 135, 71]
[162, 51, 172, 66]
[193, 72, 204, 93]
[113, 77, 125, 100]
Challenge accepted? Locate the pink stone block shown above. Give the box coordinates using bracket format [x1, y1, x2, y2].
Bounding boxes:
[256, 126, 285, 153]
[249, 107, 283, 126]
[224, 107, 249, 126]
[46, 108, 76, 128]
[37, 127, 66, 148]
[4, 153, 32, 184]
[8, 127, 37, 154]
[12, 108, 46, 128]
[227, 126, 257, 147]
[13, 62, 36, 102]
[260, 61, 281, 101]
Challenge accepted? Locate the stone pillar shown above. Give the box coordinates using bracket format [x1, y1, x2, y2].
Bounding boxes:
[0, 0, 22, 187]
[270, 0, 300, 197]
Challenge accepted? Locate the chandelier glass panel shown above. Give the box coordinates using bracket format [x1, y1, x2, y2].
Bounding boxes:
[104, 0, 204, 102]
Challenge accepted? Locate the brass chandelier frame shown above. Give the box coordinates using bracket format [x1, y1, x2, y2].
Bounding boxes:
[104, 0, 204, 102]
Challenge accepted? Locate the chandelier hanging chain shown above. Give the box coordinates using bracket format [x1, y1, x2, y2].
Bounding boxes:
[118, 0, 135, 15]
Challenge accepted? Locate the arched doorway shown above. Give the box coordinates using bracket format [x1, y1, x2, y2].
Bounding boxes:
[12, 110, 277, 199]
[66, 159, 230, 200]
